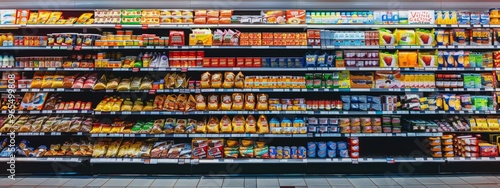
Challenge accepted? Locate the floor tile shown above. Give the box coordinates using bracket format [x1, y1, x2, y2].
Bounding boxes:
[86, 178, 110, 187]
[0, 178, 24, 186]
[377, 186, 402, 188]
[102, 178, 134, 187]
[353, 186, 377, 188]
[279, 177, 307, 186]
[460, 176, 495, 184]
[415, 177, 445, 185]
[256, 177, 279, 187]
[307, 185, 333, 188]
[482, 176, 500, 184]
[347, 177, 376, 186]
[244, 177, 256, 188]
[62, 178, 94, 187]
[127, 177, 155, 187]
[39, 178, 71, 186]
[473, 185, 500, 188]
[198, 177, 223, 187]
[222, 177, 244, 187]
[391, 176, 422, 185]
[331, 186, 354, 188]
[9, 186, 37, 188]
[149, 178, 178, 187]
[173, 177, 199, 187]
[305, 177, 330, 185]
[424, 185, 451, 188]
[436, 176, 468, 184]
[369, 177, 399, 186]
[127, 186, 149, 188]
[13, 178, 49, 186]
[445, 185, 475, 188]
[326, 177, 353, 186]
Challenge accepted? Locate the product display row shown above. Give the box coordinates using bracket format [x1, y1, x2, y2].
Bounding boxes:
[3, 9, 500, 25]
[2, 114, 500, 134]
[427, 134, 499, 158]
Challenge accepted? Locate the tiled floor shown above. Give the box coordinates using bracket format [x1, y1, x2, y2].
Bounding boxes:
[0, 175, 499, 188]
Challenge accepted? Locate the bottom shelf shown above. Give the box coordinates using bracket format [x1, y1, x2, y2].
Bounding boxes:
[1, 157, 499, 164]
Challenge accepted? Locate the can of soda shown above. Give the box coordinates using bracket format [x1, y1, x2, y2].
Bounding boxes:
[291, 146, 298, 159]
[269, 146, 277, 159]
[277, 146, 283, 159]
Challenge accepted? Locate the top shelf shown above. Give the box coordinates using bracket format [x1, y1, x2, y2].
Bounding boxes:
[2, 24, 500, 29]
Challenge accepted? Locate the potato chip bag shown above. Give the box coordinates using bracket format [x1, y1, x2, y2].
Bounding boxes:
[257, 115, 269, 133]
[418, 51, 438, 67]
[379, 28, 395, 46]
[398, 51, 418, 67]
[220, 115, 232, 133]
[395, 29, 415, 45]
[232, 115, 245, 133]
[207, 117, 219, 133]
[380, 51, 398, 67]
[245, 115, 257, 133]
[416, 29, 435, 45]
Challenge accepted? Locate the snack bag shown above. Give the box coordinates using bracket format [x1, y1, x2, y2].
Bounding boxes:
[232, 115, 245, 133]
[220, 95, 232, 110]
[395, 29, 415, 45]
[200, 72, 211, 88]
[416, 29, 435, 46]
[219, 115, 232, 133]
[379, 29, 395, 46]
[234, 72, 245, 88]
[245, 115, 257, 133]
[256, 94, 269, 110]
[232, 93, 244, 110]
[207, 95, 219, 110]
[257, 115, 269, 133]
[195, 94, 206, 110]
[211, 72, 222, 88]
[223, 72, 235, 88]
[380, 51, 398, 67]
[207, 117, 219, 133]
[195, 120, 206, 133]
[418, 51, 438, 67]
[435, 29, 449, 46]
[398, 51, 418, 67]
[245, 93, 256, 110]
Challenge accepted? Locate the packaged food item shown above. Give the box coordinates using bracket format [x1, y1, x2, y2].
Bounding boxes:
[223, 72, 235, 88]
[195, 94, 206, 110]
[234, 72, 245, 88]
[418, 51, 438, 67]
[232, 93, 244, 110]
[256, 94, 269, 110]
[395, 29, 415, 45]
[232, 115, 245, 133]
[380, 51, 398, 67]
[211, 73, 222, 88]
[208, 95, 219, 110]
[220, 115, 232, 133]
[207, 117, 219, 133]
[245, 93, 256, 110]
[416, 29, 435, 46]
[379, 29, 395, 46]
[220, 95, 232, 110]
[398, 51, 418, 67]
[245, 115, 257, 133]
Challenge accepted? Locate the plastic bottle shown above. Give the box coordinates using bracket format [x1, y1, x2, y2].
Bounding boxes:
[159, 52, 169, 67]
[134, 52, 143, 67]
[142, 52, 150, 68]
[9, 55, 14, 67]
[6, 34, 13, 46]
[2, 54, 7, 67]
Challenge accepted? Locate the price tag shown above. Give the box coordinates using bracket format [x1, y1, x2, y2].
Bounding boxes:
[115, 24, 122, 29]
[386, 46, 396, 49]
[352, 159, 359, 164]
[280, 159, 288, 162]
[149, 90, 156, 95]
[122, 111, 131, 115]
[225, 159, 234, 163]
[142, 24, 148, 29]
[181, 67, 188, 72]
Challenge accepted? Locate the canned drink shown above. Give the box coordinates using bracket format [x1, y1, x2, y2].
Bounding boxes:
[307, 142, 316, 151]
[283, 146, 291, 159]
[269, 146, 277, 159]
[276, 146, 283, 159]
[298, 146, 307, 159]
[291, 146, 298, 159]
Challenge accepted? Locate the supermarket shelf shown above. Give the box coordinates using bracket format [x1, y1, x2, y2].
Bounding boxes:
[0, 46, 53, 50]
[1, 110, 92, 115]
[324, 45, 435, 50]
[3, 67, 498, 72]
[6, 24, 500, 29]
[0, 157, 84, 163]
[3, 110, 497, 116]
[437, 45, 500, 49]
[0, 132, 446, 138]
[0, 88, 495, 94]
[92, 110, 411, 115]
[409, 110, 498, 115]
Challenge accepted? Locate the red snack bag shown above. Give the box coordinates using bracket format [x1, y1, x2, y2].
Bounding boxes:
[245, 58, 253, 67]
